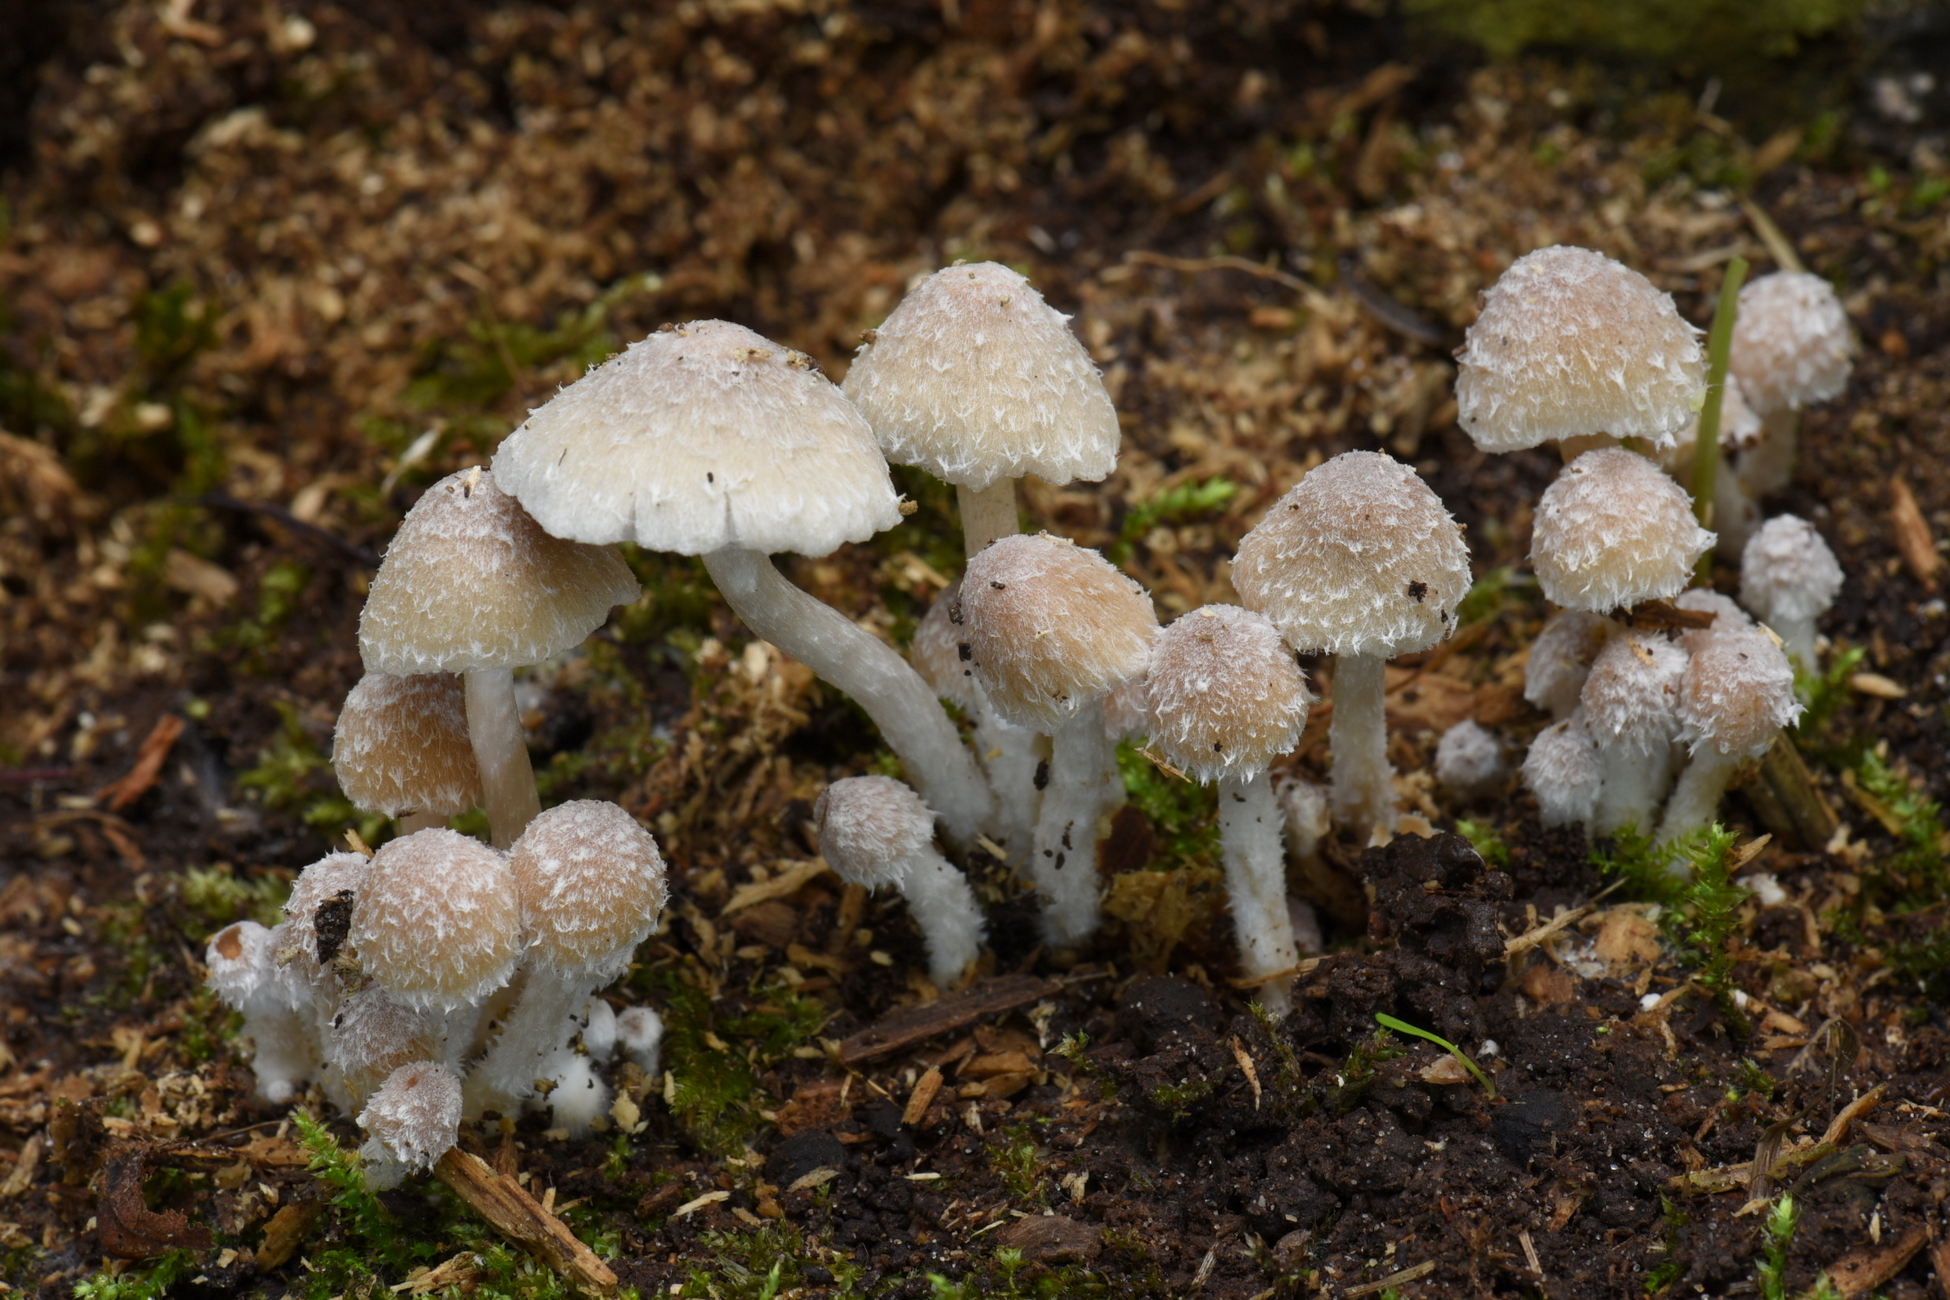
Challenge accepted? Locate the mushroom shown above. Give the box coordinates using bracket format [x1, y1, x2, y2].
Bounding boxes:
[1739, 515, 1844, 674]
[1530, 448, 1713, 614]
[1673, 588, 1753, 654]
[330, 985, 439, 1108]
[1143, 605, 1314, 1014]
[1729, 272, 1854, 497]
[358, 468, 639, 847]
[1661, 373, 1765, 557]
[615, 1007, 664, 1077]
[205, 920, 313, 1104]
[1521, 708, 1604, 831]
[491, 320, 993, 849]
[1232, 450, 1470, 842]
[1455, 245, 1705, 457]
[813, 775, 984, 988]
[841, 262, 1121, 558]
[1435, 719, 1506, 803]
[1523, 609, 1612, 720]
[956, 532, 1158, 944]
[1579, 630, 1689, 834]
[357, 1060, 463, 1191]
[1656, 626, 1801, 849]
[332, 672, 482, 835]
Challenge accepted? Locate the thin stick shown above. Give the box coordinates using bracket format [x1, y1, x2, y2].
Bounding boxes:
[1692, 256, 1749, 579]
[433, 1148, 617, 1295]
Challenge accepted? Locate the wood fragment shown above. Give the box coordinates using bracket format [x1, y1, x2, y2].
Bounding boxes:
[721, 859, 831, 917]
[1826, 1225, 1928, 1298]
[433, 1148, 617, 1296]
[253, 1199, 324, 1272]
[1889, 477, 1940, 591]
[95, 714, 185, 811]
[837, 974, 1060, 1065]
[1343, 1259, 1436, 1297]
[1820, 1084, 1887, 1148]
[903, 1066, 944, 1127]
[1744, 735, 1838, 850]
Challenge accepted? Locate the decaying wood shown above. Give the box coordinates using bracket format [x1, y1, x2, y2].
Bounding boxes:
[1740, 733, 1839, 850]
[433, 1148, 618, 1296]
[837, 974, 1060, 1065]
[1889, 477, 1940, 591]
[254, 1199, 324, 1272]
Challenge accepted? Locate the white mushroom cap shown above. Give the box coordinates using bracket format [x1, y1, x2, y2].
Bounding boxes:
[813, 775, 935, 890]
[909, 580, 982, 712]
[1144, 605, 1314, 784]
[1455, 245, 1706, 452]
[205, 920, 279, 1008]
[955, 532, 1158, 732]
[1740, 515, 1844, 627]
[492, 320, 902, 557]
[1435, 720, 1505, 797]
[579, 997, 618, 1061]
[1522, 708, 1604, 828]
[1729, 272, 1853, 415]
[509, 800, 668, 981]
[841, 262, 1120, 492]
[283, 851, 371, 980]
[1232, 450, 1470, 657]
[358, 1060, 463, 1171]
[359, 468, 639, 676]
[331, 986, 438, 1101]
[1531, 448, 1714, 612]
[1524, 609, 1611, 718]
[1679, 627, 1802, 759]
[1580, 630, 1689, 757]
[1673, 588, 1753, 653]
[349, 829, 522, 1012]
[332, 672, 481, 818]
[615, 1006, 664, 1076]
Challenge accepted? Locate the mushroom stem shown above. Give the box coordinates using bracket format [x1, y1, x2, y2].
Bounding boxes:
[1032, 704, 1113, 946]
[956, 480, 1020, 560]
[703, 547, 993, 849]
[463, 668, 541, 849]
[1593, 739, 1677, 837]
[1218, 770, 1298, 1017]
[1738, 408, 1800, 498]
[469, 965, 589, 1120]
[972, 705, 1046, 865]
[399, 811, 446, 835]
[896, 848, 985, 988]
[1654, 747, 1743, 857]
[1327, 653, 1396, 842]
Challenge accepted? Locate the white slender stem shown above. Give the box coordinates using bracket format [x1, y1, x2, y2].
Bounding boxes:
[1737, 408, 1799, 497]
[1329, 653, 1396, 842]
[1219, 770, 1298, 1017]
[704, 547, 993, 850]
[1594, 739, 1674, 837]
[973, 703, 1046, 865]
[469, 966, 587, 1119]
[1033, 704, 1111, 947]
[898, 848, 985, 988]
[464, 667, 540, 849]
[1655, 748, 1742, 859]
[1714, 452, 1759, 559]
[1774, 616, 1818, 678]
[956, 480, 1020, 560]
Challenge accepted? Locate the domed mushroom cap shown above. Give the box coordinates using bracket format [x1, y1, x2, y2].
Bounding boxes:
[910, 580, 982, 712]
[509, 800, 668, 977]
[1680, 627, 1801, 759]
[358, 1061, 463, 1170]
[1232, 450, 1470, 658]
[1531, 448, 1714, 612]
[1522, 708, 1604, 827]
[205, 920, 277, 1006]
[493, 319, 902, 558]
[841, 262, 1121, 492]
[1455, 245, 1706, 452]
[1740, 515, 1844, 625]
[332, 986, 437, 1097]
[1144, 605, 1314, 784]
[813, 775, 936, 890]
[1729, 272, 1853, 415]
[283, 851, 371, 978]
[1580, 630, 1688, 755]
[1524, 609, 1610, 717]
[333, 672, 481, 818]
[349, 829, 522, 1011]
[1435, 719, 1505, 795]
[359, 468, 638, 676]
[955, 532, 1158, 732]
[1100, 672, 1151, 745]
[1674, 587, 1753, 654]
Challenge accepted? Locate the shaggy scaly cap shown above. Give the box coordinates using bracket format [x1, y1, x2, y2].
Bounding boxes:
[509, 800, 668, 979]
[358, 1061, 463, 1170]
[842, 262, 1120, 491]
[332, 672, 481, 818]
[1580, 630, 1688, 757]
[205, 920, 277, 1007]
[1674, 588, 1753, 654]
[359, 467, 638, 675]
[331, 986, 438, 1101]
[282, 850, 370, 979]
[1232, 450, 1470, 658]
[349, 829, 522, 1011]
[1680, 627, 1801, 759]
[1740, 515, 1844, 626]
[1144, 605, 1314, 784]
[1522, 709, 1604, 828]
[909, 580, 982, 712]
[1729, 272, 1853, 415]
[494, 319, 902, 557]
[813, 775, 936, 890]
[955, 532, 1158, 732]
[1523, 609, 1611, 718]
[1455, 245, 1705, 452]
[1531, 448, 1713, 612]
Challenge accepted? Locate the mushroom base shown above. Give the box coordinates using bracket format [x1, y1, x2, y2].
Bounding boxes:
[1219, 769, 1299, 1017]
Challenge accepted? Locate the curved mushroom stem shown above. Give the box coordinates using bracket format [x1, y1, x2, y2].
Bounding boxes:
[896, 848, 985, 988]
[463, 668, 541, 849]
[1737, 408, 1799, 498]
[1219, 769, 1299, 1017]
[1593, 738, 1677, 837]
[1033, 704, 1113, 947]
[1328, 653, 1397, 843]
[956, 480, 1020, 560]
[704, 547, 994, 850]
[468, 965, 592, 1120]
[1655, 747, 1743, 865]
[1770, 616, 1819, 678]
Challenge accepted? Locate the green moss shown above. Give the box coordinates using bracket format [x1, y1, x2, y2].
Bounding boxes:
[1455, 818, 1510, 868]
[72, 1250, 197, 1300]
[1116, 741, 1219, 866]
[292, 1110, 437, 1279]
[1405, 0, 1861, 62]
[679, 1221, 864, 1299]
[1108, 477, 1238, 566]
[990, 1125, 1048, 1203]
[181, 863, 290, 930]
[645, 972, 832, 1156]
[1795, 645, 1866, 735]
[237, 699, 387, 849]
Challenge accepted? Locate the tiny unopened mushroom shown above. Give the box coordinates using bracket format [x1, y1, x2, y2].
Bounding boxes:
[1530, 448, 1713, 613]
[357, 1060, 463, 1190]
[842, 262, 1121, 557]
[1435, 719, 1506, 803]
[1739, 515, 1844, 674]
[1524, 609, 1612, 720]
[1579, 630, 1689, 834]
[205, 920, 312, 1104]
[1522, 708, 1604, 831]
[1673, 588, 1753, 654]
[1729, 272, 1854, 496]
[1663, 373, 1765, 557]
[1232, 450, 1470, 841]
[330, 985, 438, 1108]
[1656, 627, 1802, 849]
[332, 672, 481, 834]
[615, 1007, 664, 1077]
[814, 775, 984, 988]
[1144, 605, 1313, 1014]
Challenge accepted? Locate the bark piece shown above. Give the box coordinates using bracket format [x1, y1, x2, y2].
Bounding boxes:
[837, 974, 1060, 1065]
[433, 1148, 617, 1295]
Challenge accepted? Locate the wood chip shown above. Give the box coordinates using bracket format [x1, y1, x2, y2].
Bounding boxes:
[1889, 476, 1940, 592]
[0, 1134, 41, 1197]
[721, 860, 831, 916]
[837, 974, 1060, 1065]
[1230, 1038, 1261, 1109]
[95, 714, 185, 812]
[1820, 1084, 1888, 1148]
[253, 1200, 324, 1272]
[1826, 1225, 1928, 1298]
[433, 1148, 617, 1295]
[1849, 672, 1907, 699]
[902, 1066, 943, 1127]
[1343, 1259, 1436, 1297]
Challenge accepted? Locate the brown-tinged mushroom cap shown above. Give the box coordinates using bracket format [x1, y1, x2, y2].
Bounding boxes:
[358, 1060, 463, 1170]
[1232, 450, 1470, 657]
[492, 319, 901, 558]
[1673, 588, 1752, 654]
[349, 829, 522, 1011]
[1530, 448, 1713, 612]
[1679, 627, 1801, 759]
[1145, 605, 1314, 784]
[955, 532, 1158, 732]
[1580, 630, 1688, 756]
[333, 672, 481, 818]
[283, 850, 370, 977]
[332, 986, 437, 1100]
[1455, 245, 1705, 453]
[359, 468, 638, 676]
[1729, 272, 1853, 415]
[840, 262, 1120, 492]
[813, 775, 936, 890]
[909, 579, 982, 712]
[509, 800, 668, 978]
[206, 920, 277, 1007]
